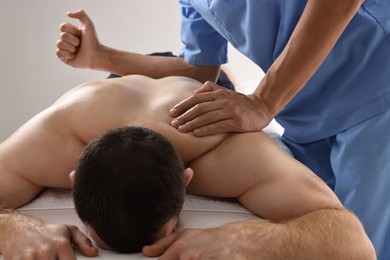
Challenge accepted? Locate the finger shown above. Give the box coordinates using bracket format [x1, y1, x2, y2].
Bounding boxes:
[68, 226, 99, 257]
[67, 9, 93, 27]
[55, 238, 77, 260]
[142, 231, 182, 257]
[56, 38, 78, 53]
[33, 246, 56, 260]
[157, 247, 181, 260]
[171, 100, 223, 129]
[194, 81, 224, 94]
[56, 49, 76, 61]
[175, 106, 230, 133]
[59, 23, 81, 37]
[169, 92, 217, 117]
[177, 112, 231, 134]
[193, 119, 236, 136]
[60, 32, 80, 48]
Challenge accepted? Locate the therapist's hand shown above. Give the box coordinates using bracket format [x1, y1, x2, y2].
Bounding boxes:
[0, 213, 98, 259]
[169, 81, 273, 136]
[56, 9, 101, 69]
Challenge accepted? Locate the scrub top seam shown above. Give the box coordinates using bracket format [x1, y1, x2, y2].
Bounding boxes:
[205, 0, 240, 46]
[361, 4, 390, 42]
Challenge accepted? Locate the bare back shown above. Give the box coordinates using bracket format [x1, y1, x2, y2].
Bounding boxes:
[0, 75, 226, 208]
[0, 75, 340, 222]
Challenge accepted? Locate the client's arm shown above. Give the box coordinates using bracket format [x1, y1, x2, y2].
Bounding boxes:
[0, 111, 98, 259]
[0, 211, 98, 259]
[0, 168, 98, 259]
[144, 131, 376, 259]
[56, 9, 219, 83]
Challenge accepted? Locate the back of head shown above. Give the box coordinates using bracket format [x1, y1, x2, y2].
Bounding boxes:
[73, 126, 185, 253]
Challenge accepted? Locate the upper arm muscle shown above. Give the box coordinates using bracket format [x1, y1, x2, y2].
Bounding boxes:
[188, 131, 342, 221]
[0, 164, 43, 209]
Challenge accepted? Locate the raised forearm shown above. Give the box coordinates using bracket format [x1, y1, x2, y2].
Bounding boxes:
[92, 45, 220, 83]
[254, 0, 363, 116]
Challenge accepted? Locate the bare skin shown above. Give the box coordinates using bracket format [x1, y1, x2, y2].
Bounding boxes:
[0, 75, 223, 207]
[0, 75, 375, 259]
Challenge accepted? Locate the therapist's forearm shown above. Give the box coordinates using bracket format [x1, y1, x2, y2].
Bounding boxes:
[91, 45, 220, 83]
[254, 0, 363, 116]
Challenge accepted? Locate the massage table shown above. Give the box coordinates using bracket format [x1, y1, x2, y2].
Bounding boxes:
[17, 190, 259, 259]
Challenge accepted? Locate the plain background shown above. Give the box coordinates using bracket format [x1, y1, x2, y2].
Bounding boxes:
[0, 0, 264, 142]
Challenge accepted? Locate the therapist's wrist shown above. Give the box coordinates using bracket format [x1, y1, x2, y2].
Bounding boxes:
[253, 74, 293, 119]
[246, 94, 275, 130]
[252, 93, 278, 120]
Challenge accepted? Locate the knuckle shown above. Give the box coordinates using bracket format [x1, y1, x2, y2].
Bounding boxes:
[60, 32, 68, 40]
[56, 40, 62, 48]
[227, 121, 238, 132]
[219, 98, 230, 107]
[19, 252, 34, 260]
[37, 245, 52, 258]
[214, 88, 225, 95]
[171, 240, 187, 252]
[68, 225, 83, 236]
[181, 120, 192, 128]
[231, 105, 241, 115]
[191, 92, 203, 102]
[55, 50, 62, 59]
[192, 103, 203, 114]
[59, 23, 67, 30]
[68, 224, 78, 231]
[217, 121, 228, 130]
[203, 81, 214, 87]
[55, 237, 70, 249]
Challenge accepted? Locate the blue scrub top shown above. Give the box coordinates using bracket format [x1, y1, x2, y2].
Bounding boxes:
[179, 0, 390, 143]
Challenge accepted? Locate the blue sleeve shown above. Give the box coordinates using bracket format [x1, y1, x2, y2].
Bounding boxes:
[178, 0, 228, 66]
[362, 0, 390, 36]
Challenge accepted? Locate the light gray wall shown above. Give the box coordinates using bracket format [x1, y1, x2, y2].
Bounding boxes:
[0, 0, 264, 142]
[0, 0, 182, 141]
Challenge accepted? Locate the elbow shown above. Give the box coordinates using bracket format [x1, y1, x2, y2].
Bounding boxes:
[312, 208, 376, 260]
[353, 230, 377, 260]
[338, 211, 376, 260]
[328, 228, 376, 260]
[354, 223, 377, 259]
[363, 243, 377, 260]
[344, 239, 376, 260]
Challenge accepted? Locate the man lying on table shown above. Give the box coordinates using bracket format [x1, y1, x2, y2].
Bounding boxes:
[0, 75, 375, 259]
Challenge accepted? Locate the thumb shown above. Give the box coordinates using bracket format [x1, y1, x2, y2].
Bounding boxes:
[142, 231, 181, 257]
[67, 9, 93, 27]
[68, 226, 99, 257]
[195, 81, 223, 94]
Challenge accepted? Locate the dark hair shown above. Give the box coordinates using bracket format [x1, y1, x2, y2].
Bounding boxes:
[73, 126, 185, 253]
